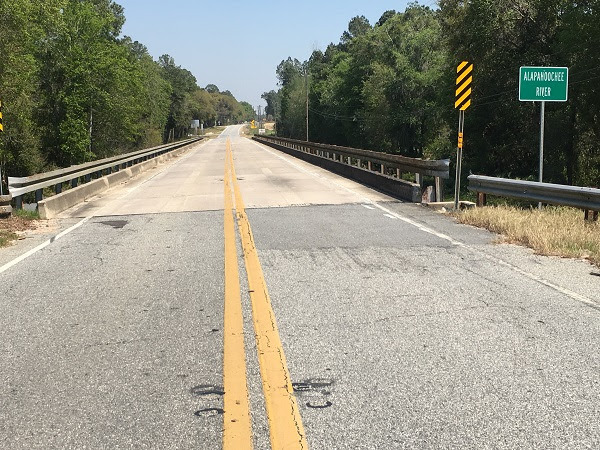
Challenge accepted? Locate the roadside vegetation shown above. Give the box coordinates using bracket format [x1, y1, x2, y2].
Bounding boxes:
[266, 2, 600, 191]
[0, 0, 255, 188]
[454, 205, 600, 267]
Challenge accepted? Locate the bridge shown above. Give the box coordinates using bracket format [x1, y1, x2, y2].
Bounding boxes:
[1, 125, 599, 448]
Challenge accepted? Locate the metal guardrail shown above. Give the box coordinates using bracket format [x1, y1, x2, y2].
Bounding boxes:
[254, 135, 450, 179]
[8, 137, 202, 208]
[468, 175, 600, 219]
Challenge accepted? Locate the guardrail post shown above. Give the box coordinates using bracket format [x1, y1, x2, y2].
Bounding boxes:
[477, 192, 487, 207]
[415, 173, 424, 188]
[435, 177, 443, 202]
[35, 188, 43, 204]
[85, 174, 91, 183]
[15, 195, 23, 210]
[55, 183, 62, 195]
[381, 164, 385, 175]
[71, 178, 78, 188]
[368, 161, 372, 171]
[396, 169, 401, 179]
[584, 210, 598, 221]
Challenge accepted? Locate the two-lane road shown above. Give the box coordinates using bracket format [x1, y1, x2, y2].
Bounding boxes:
[1, 125, 599, 448]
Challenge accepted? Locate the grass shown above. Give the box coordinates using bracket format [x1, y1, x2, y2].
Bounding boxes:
[453, 205, 600, 266]
[13, 208, 40, 220]
[0, 230, 18, 248]
[200, 126, 227, 137]
[247, 128, 276, 137]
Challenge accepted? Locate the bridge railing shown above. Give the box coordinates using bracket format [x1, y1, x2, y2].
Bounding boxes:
[253, 135, 450, 202]
[468, 175, 600, 220]
[8, 137, 203, 209]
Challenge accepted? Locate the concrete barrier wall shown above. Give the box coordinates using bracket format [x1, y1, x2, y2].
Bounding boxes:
[38, 178, 109, 219]
[256, 139, 422, 202]
[37, 143, 196, 219]
[105, 168, 133, 187]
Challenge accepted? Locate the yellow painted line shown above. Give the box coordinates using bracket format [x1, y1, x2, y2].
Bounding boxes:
[228, 141, 309, 449]
[223, 139, 253, 449]
[456, 63, 473, 85]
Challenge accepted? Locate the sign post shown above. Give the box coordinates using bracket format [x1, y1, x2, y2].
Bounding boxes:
[519, 66, 568, 208]
[454, 61, 473, 210]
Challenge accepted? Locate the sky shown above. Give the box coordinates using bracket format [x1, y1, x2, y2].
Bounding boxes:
[117, 1, 437, 109]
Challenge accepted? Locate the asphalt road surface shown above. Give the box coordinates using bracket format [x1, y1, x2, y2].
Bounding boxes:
[1, 125, 599, 449]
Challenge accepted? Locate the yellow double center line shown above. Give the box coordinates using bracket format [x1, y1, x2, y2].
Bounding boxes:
[223, 139, 253, 448]
[223, 138, 308, 449]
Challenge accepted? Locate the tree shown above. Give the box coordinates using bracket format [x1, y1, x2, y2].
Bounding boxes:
[239, 101, 256, 122]
[0, 0, 57, 177]
[261, 90, 280, 119]
[341, 15, 372, 45]
[159, 54, 198, 139]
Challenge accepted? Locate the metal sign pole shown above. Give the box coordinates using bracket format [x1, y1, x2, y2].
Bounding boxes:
[538, 100, 545, 209]
[454, 110, 465, 210]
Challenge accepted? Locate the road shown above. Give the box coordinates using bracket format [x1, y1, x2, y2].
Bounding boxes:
[1, 125, 599, 449]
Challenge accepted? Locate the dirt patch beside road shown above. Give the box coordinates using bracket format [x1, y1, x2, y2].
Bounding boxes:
[0, 214, 40, 248]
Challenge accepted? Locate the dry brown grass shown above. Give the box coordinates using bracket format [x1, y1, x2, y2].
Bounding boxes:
[454, 205, 600, 266]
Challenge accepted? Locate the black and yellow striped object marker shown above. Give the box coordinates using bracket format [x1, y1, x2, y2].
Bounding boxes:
[455, 61, 473, 111]
[0, 101, 4, 132]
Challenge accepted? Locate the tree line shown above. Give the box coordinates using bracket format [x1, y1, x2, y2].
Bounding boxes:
[0, 0, 254, 181]
[265, 1, 600, 189]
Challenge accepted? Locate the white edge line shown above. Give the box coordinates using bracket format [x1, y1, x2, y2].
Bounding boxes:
[251, 139, 598, 309]
[0, 217, 89, 275]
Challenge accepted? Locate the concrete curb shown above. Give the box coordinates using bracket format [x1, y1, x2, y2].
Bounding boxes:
[424, 201, 476, 211]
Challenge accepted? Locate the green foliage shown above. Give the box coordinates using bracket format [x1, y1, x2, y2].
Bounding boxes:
[0, 0, 251, 179]
[239, 101, 256, 121]
[13, 208, 40, 220]
[261, 90, 280, 119]
[273, 1, 600, 188]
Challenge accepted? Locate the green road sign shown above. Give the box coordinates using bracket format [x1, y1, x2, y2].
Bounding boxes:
[519, 66, 568, 102]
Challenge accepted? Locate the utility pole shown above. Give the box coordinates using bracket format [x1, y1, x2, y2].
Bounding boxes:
[305, 72, 309, 142]
[258, 105, 262, 129]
